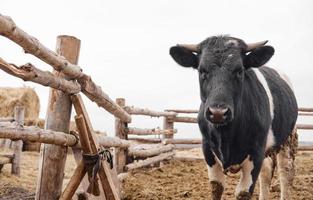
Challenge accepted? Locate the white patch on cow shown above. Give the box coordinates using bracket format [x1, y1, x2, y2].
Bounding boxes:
[266, 128, 275, 150]
[252, 68, 276, 149]
[274, 69, 294, 91]
[207, 152, 225, 186]
[225, 39, 239, 47]
[252, 68, 274, 119]
[235, 155, 254, 196]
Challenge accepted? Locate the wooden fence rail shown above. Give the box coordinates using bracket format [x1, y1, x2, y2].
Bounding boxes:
[124, 106, 177, 117]
[0, 14, 131, 123]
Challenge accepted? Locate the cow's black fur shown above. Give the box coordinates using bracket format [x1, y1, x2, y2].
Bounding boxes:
[169, 36, 298, 196]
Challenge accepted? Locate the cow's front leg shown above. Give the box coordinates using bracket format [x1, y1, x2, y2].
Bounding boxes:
[207, 153, 225, 200]
[203, 144, 225, 200]
[235, 155, 263, 200]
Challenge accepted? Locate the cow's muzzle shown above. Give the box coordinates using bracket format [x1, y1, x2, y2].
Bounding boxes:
[205, 106, 232, 125]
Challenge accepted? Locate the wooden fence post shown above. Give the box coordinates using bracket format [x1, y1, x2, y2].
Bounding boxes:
[35, 35, 80, 200]
[163, 116, 174, 139]
[11, 106, 24, 176]
[115, 98, 128, 173]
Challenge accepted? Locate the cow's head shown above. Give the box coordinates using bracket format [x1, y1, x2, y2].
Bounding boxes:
[169, 36, 274, 126]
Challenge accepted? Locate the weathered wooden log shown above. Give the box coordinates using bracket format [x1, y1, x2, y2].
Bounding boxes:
[0, 154, 14, 159]
[36, 35, 79, 200]
[174, 156, 204, 161]
[174, 144, 202, 149]
[125, 152, 174, 171]
[171, 116, 197, 123]
[128, 138, 162, 143]
[162, 138, 202, 145]
[0, 15, 131, 123]
[124, 106, 177, 117]
[126, 127, 177, 135]
[0, 57, 81, 94]
[298, 112, 313, 116]
[0, 15, 82, 78]
[298, 146, 313, 151]
[298, 107, 313, 112]
[297, 124, 313, 130]
[61, 160, 87, 200]
[128, 144, 174, 158]
[71, 147, 105, 200]
[165, 109, 199, 114]
[0, 124, 130, 148]
[163, 116, 174, 139]
[11, 106, 24, 176]
[60, 115, 93, 200]
[97, 135, 131, 148]
[72, 94, 120, 200]
[0, 117, 14, 122]
[115, 98, 128, 174]
[78, 77, 132, 123]
[0, 122, 77, 146]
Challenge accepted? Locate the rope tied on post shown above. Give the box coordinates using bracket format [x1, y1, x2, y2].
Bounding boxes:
[83, 149, 114, 196]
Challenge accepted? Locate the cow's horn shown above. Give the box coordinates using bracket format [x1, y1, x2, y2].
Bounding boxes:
[245, 40, 268, 52]
[177, 44, 199, 53]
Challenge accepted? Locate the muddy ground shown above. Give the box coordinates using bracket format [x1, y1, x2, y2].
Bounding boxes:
[0, 149, 312, 200]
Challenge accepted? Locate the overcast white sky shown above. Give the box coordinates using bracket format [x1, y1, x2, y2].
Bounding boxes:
[1, 0, 313, 141]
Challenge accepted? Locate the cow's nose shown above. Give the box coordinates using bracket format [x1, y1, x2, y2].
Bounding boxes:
[206, 107, 231, 124]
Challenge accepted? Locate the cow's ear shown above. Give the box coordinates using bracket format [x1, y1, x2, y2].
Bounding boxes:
[169, 46, 198, 69]
[243, 46, 274, 68]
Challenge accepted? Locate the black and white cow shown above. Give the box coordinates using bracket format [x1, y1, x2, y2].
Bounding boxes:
[169, 36, 298, 200]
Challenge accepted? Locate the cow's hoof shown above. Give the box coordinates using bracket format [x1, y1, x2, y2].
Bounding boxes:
[236, 191, 252, 200]
[210, 181, 224, 200]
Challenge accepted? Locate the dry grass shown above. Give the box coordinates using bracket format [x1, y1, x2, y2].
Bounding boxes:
[0, 149, 312, 199]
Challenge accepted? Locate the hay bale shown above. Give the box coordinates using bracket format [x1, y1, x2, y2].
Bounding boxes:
[0, 87, 40, 119]
[0, 87, 40, 150]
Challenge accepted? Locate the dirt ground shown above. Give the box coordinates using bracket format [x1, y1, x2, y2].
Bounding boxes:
[0, 149, 313, 200]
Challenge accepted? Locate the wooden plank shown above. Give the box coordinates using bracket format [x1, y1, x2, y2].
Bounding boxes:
[165, 109, 199, 114]
[11, 106, 24, 176]
[0, 122, 77, 146]
[128, 144, 174, 158]
[297, 124, 313, 130]
[60, 115, 94, 200]
[126, 127, 177, 135]
[72, 94, 120, 200]
[298, 112, 313, 116]
[171, 116, 197, 123]
[298, 107, 313, 112]
[0, 117, 14, 122]
[125, 152, 174, 171]
[124, 106, 177, 117]
[128, 138, 162, 143]
[71, 147, 105, 200]
[0, 57, 81, 94]
[162, 138, 202, 145]
[163, 116, 174, 139]
[36, 35, 80, 200]
[115, 98, 128, 174]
